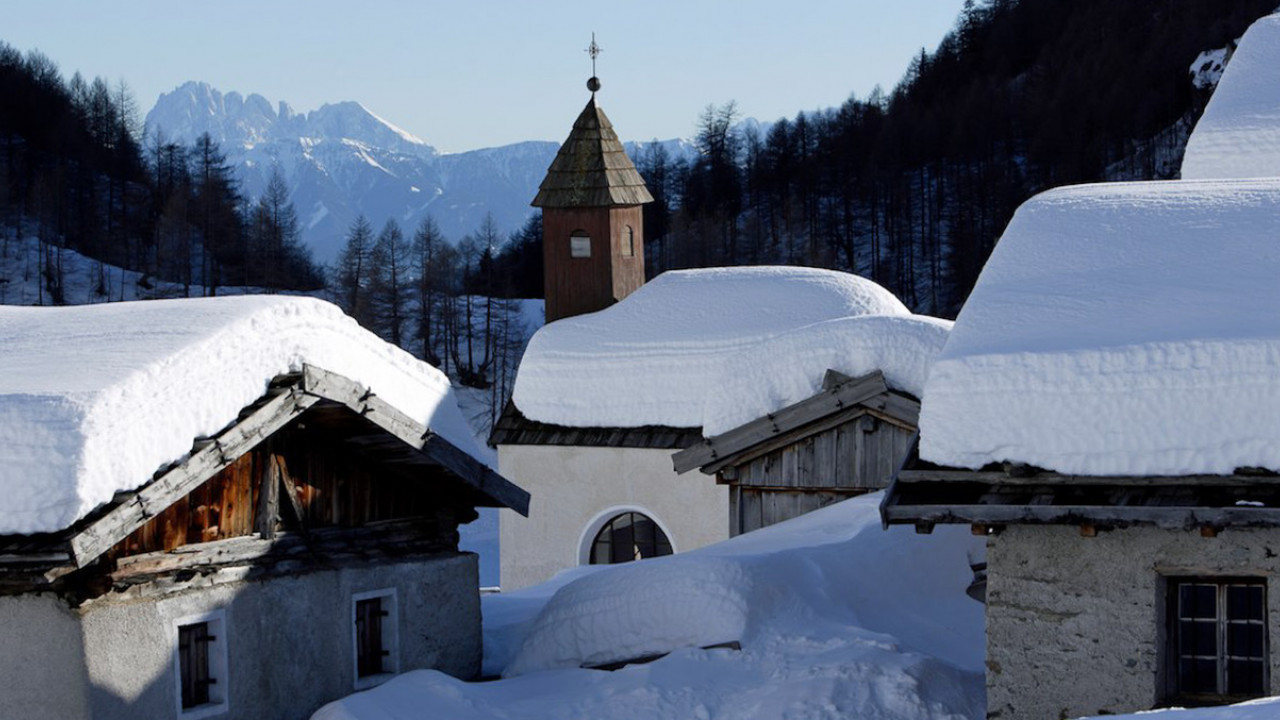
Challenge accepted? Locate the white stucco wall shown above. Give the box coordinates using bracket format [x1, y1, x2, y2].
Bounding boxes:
[987, 525, 1280, 720]
[0, 553, 479, 720]
[0, 593, 92, 719]
[498, 445, 729, 590]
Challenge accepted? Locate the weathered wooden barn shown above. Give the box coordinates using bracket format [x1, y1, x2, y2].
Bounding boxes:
[0, 299, 529, 720]
[674, 370, 918, 536]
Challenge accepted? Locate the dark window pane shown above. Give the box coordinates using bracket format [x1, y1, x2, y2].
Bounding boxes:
[1179, 657, 1219, 694]
[1228, 659, 1266, 695]
[633, 516, 656, 557]
[1228, 623, 1265, 659]
[356, 597, 385, 677]
[1180, 620, 1217, 657]
[611, 518, 635, 563]
[179, 622, 211, 708]
[1228, 585, 1265, 621]
[1180, 584, 1218, 619]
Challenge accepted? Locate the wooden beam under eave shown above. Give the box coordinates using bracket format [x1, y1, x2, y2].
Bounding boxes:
[302, 365, 530, 516]
[68, 388, 320, 568]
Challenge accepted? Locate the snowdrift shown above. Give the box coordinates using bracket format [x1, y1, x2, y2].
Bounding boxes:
[511, 266, 917, 429]
[1182, 13, 1280, 180]
[920, 178, 1280, 476]
[0, 296, 482, 535]
[313, 493, 986, 720]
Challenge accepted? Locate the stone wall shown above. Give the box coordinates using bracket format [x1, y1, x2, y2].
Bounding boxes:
[499, 445, 729, 590]
[987, 524, 1280, 719]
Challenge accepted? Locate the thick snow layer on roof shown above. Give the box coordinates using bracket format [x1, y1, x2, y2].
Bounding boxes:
[312, 493, 986, 720]
[0, 296, 482, 535]
[1182, 14, 1280, 180]
[702, 314, 952, 436]
[920, 179, 1280, 476]
[512, 266, 911, 429]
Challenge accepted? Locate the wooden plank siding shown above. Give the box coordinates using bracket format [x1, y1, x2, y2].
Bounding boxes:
[112, 421, 463, 560]
[725, 411, 916, 536]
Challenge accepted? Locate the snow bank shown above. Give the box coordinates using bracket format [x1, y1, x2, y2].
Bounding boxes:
[313, 493, 986, 720]
[0, 296, 483, 535]
[1079, 697, 1280, 720]
[1183, 14, 1280, 180]
[920, 179, 1280, 476]
[512, 266, 910, 429]
[702, 314, 952, 436]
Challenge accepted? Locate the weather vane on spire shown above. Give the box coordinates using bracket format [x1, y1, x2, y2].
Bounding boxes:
[586, 32, 603, 94]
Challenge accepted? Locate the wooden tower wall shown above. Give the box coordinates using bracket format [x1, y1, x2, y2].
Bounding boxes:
[542, 205, 645, 322]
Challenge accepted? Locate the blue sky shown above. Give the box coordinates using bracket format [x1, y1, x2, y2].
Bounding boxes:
[5, 1, 966, 152]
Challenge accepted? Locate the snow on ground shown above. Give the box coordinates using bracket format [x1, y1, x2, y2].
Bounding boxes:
[0, 295, 483, 534]
[1079, 697, 1280, 720]
[702, 314, 952, 436]
[1182, 13, 1280, 179]
[312, 493, 987, 720]
[919, 178, 1280, 476]
[512, 266, 911, 429]
[0, 231, 263, 305]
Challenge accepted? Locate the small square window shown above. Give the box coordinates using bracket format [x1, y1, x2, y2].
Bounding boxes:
[1167, 577, 1268, 704]
[570, 232, 591, 258]
[352, 589, 399, 689]
[174, 610, 228, 719]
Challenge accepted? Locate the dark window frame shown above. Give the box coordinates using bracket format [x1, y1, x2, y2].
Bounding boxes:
[589, 511, 673, 565]
[178, 622, 215, 709]
[355, 596, 390, 678]
[1165, 576, 1269, 706]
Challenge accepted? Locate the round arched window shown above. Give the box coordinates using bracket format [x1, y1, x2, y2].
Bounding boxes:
[589, 512, 673, 565]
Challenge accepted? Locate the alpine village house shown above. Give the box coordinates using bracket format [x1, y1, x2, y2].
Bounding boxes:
[0, 296, 529, 720]
[883, 14, 1280, 717]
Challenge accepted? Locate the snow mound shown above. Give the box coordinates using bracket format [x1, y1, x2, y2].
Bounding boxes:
[1183, 14, 1280, 179]
[313, 494, 985, 720]
[0, 296, 482, 535]
[1079, 697, 1280, 720]
[702, 314, 952, 436]
[920, 178, 1280, 476]
[504, 556, 750, 676]
[512, 266, 910, 429]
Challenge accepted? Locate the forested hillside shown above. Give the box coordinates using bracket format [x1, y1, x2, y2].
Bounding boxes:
[638, 0, 1278, 316]
[0, 43, 323, 300]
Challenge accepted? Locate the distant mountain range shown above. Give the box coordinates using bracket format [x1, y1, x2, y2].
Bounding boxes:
[145, 82, 695, 264]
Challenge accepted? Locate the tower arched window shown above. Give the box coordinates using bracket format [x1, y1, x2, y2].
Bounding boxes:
[589, 511, 673, 565]
[570, 230, 591, 258]
[623, 225, 635, 258]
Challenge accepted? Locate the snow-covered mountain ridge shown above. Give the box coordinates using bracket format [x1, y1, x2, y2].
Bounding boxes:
[146, 82, 695, 264]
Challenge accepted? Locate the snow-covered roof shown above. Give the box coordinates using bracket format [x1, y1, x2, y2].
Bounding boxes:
[510, 266, 922, 430]
[0, 296, 483, 535]
[919, 178, 1280, 476]
[1182, 13, 1280, 180]
[702, 314, 952, 436]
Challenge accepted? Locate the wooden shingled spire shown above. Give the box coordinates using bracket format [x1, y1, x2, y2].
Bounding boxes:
[535, 35, 654, 323]
[531, 97, 654, 208]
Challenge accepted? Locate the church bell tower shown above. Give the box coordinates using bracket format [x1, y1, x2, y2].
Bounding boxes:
[531, 35, 654, 323]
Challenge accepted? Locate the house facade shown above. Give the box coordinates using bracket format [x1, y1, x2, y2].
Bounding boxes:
[0, 298, 529, 720]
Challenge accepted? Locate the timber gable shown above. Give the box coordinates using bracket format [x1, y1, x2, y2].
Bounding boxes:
[673, 370, 920, 536]
[0, 364, 529, 601]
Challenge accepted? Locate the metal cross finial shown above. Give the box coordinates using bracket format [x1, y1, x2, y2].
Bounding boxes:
[586, 33, 603, 75]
